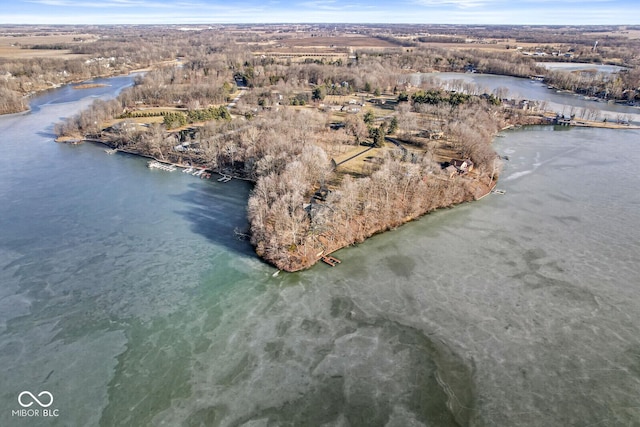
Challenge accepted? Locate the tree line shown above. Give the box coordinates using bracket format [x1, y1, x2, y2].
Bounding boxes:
[47, 26, 578, 270]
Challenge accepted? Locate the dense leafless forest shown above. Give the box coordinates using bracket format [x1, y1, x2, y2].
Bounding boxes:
[2, 24, 639, 115]
[3, 24, 638, 269]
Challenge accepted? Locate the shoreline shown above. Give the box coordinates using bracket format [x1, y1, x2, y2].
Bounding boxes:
[572, 120, 640, 129]
[253, 111, 640, 272]
[1, 68, 144, 116]
[56, 135, 254, 182]
[504, 115, 640, 130]
[0, 107, 32, 117]
[0, 59, 183, 117]
[291, 179, 496, 272]
[56, 134, 494, 272]
[56, 111, 636, 272]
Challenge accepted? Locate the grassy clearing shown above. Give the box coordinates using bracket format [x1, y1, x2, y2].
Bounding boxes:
[101, 116, 164, 129]
[324, 95, 363, 105]
[334, 145, 403, 177]
[130, 106, 185, 113]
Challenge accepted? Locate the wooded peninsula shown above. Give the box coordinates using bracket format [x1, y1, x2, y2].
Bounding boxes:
[3, 24, 639, 271]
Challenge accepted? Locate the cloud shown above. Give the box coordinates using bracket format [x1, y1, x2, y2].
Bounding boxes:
[24, 0, 253, 10]
[412, 0, 497, 8]
[7, 0, 640, 24]
[26, 0, 173, 8]
[296, 0, 364, 11]
[25, 0, 72, 5]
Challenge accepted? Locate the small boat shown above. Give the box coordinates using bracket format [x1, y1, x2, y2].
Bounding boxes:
[493, 189, 506, 195]
[104, 148, 118, 154]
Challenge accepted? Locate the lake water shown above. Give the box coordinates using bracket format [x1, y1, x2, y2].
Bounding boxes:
[417, 72, 640, 124]
[1, 74, 640, 426]
[535, 62, 627, 74]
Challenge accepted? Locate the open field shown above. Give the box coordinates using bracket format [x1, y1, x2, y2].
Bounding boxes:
[248, 33, 403, 61]
[280, 35, 400, 49]
[251, 32, 567, 56]
[0, 33, 95, 59]
[584, 29, 640, 39]
[252, 50, 349, 62]
[0, 46, 84, 59]
[418, 40, 566, 52]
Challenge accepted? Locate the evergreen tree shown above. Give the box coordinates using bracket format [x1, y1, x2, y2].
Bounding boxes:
[363, 110, 375, 125]
[369, 125, 385, 147]
[312, 86, 326, 101]
[387, 116, 398, 134]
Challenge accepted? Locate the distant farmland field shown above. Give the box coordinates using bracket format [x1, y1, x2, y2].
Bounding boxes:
[0, 33, 94, 58]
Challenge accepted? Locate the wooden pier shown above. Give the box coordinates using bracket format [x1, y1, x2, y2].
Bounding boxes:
[321, 255, 342, 267]
[147, 161, 176, 172]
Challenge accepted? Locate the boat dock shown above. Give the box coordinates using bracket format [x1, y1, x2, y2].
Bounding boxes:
[181, 166, 211, 179]
[321, 255, 342, 267]
[104, 148, 118, 155]
[147, 161, 176, 172]
[217, 174, 232, 183]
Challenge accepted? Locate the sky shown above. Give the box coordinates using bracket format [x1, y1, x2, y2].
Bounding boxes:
[2, 0, 640, 25]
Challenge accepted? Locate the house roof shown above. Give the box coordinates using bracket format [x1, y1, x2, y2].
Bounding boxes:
[451, 158, 473, 168]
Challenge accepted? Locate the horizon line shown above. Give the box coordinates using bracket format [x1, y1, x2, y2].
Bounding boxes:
[2, 22, 640, 27]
